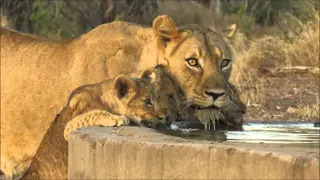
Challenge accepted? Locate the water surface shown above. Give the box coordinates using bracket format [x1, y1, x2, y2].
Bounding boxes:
[161, 121, 320, 147]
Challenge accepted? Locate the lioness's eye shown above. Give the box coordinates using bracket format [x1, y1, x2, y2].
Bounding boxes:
[221, 59, 231, 68]
[185, 57, 199, 67]
[144, 98, 152, 106]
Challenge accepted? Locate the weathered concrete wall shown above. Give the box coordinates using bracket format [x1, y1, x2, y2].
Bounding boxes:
[68, 127, 319, 180]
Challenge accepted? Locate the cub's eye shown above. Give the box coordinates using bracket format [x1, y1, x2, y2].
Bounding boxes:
[221, 59, 231, 68]
[168, 94, 174, 101]
[144, 98, 152, 106]
[185, 57, 199, 67]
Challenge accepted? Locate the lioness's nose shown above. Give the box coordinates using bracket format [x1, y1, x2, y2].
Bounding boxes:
[204, 89, 225, 100]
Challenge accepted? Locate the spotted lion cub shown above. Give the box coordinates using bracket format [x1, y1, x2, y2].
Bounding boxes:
[21, 66, 181, 180]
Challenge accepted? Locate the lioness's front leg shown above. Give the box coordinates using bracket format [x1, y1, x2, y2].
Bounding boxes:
[64, 110, 130, 140]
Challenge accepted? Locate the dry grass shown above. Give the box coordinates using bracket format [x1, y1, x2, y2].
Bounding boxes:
[286, 12, 320, 67]
[230, 11, 320, 107]
[287, 98, 320, 119]
[157, 1, 219, 28]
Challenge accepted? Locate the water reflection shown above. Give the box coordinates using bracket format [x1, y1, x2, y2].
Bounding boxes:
[158, 121, 320, 146]
[157, 128, 228, 142]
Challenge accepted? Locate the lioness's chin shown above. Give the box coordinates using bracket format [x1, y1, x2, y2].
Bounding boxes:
[213, 99, 230, 109]
[190, 100, 213, 108]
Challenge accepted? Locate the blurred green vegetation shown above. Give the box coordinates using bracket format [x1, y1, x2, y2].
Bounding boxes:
[1, 0, 319, 38]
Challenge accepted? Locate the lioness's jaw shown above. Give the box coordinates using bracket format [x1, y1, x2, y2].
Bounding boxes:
[213, 97, 230, 109]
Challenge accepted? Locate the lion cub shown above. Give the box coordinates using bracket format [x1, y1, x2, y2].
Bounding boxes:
[22, 66, 181, 179]
[63, 65, 181, 139]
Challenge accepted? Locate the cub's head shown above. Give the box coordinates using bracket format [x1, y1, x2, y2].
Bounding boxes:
[152, 15, 238, 110]
[113, 68, 180, 128]
[140, 64, 184, 122]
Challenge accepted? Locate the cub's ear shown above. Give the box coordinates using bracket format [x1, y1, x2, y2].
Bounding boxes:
[114, 75, 137, 102]
[223, 24, 237, 39]
[140, 69, 157, 83]
[152, 15, 180, 49]
[154, 64, 170, 72]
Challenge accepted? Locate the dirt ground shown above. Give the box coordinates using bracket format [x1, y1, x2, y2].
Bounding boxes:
[244, 72, 320, 122]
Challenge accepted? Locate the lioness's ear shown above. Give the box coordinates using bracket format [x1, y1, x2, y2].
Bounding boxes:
[114, 75, 137, 102]
[223, 24, 237, 39]
[153, 15, 179, 48]
[140, 69, 156, 83]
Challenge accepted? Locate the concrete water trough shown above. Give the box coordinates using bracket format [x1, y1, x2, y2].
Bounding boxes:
[68, 122, 319, 180]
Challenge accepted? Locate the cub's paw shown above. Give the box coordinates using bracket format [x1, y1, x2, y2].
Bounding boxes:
[64, 110, 131, 140]
[98, 115, 130, 127]
[117, 116, 130, 126]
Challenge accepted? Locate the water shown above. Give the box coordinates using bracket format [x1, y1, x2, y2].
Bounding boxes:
[160, 121, 320, 146]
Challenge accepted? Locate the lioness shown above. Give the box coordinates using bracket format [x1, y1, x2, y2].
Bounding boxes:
[22, 66, 181, 179]
[1, 15, 244, 178]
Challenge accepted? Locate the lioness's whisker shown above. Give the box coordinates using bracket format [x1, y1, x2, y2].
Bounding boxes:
[181, 103, 193, 112]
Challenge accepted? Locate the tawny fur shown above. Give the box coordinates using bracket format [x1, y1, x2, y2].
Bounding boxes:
[1, 15, 244, 179]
